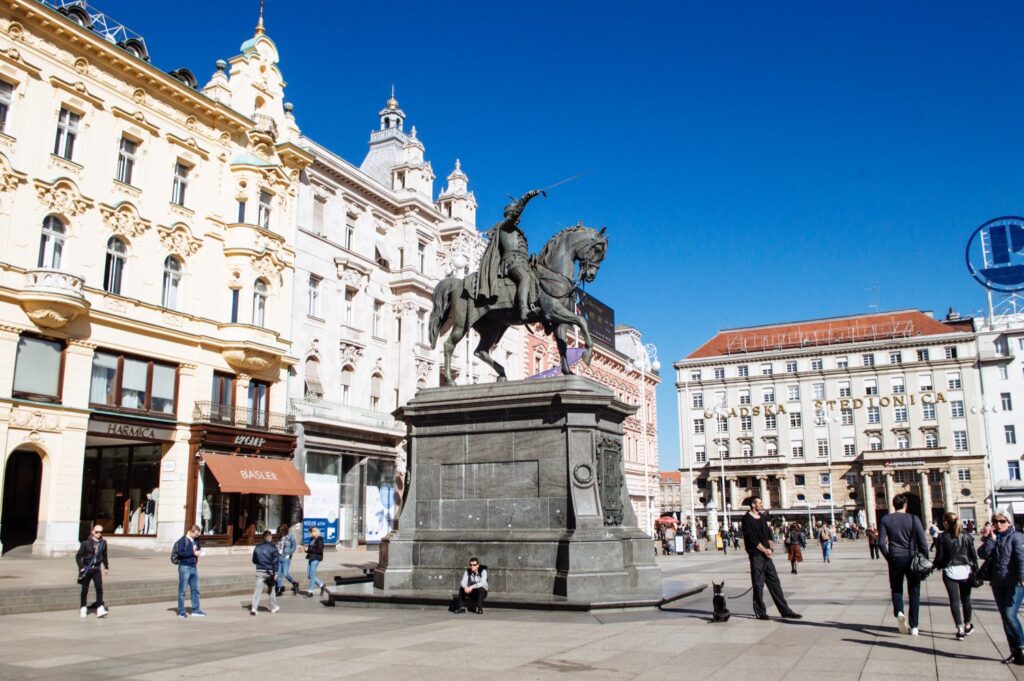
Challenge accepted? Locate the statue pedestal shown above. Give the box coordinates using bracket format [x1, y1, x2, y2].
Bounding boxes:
[365, 376, 666, 607]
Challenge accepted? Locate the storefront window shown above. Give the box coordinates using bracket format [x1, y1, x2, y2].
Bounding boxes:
[13, 335, 63, 402]
[80, 445, 161, 536]
[89, 351, 177, 417]
[304, 452, 341, 544]
[364, 458, 396, 544]
[199, 463, 290, 544]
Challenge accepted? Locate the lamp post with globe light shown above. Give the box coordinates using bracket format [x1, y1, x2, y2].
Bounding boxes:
[633, 342, 660, 537]
[970, 400, 1000, 517]
[816, 402, 842, 528]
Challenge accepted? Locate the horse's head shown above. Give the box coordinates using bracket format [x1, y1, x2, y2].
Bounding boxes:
[575, 225, 608, 283]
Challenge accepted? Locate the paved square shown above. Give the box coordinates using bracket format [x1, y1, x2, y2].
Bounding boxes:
[1, 542, 1022, 680]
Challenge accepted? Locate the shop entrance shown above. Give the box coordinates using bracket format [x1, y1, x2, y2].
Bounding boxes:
[1, 450, 43, 554]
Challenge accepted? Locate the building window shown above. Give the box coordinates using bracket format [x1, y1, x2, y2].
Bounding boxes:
[171, 162, 190, 206]
[761, 363, 773, 376]
[867, 406, 880, 424]
[838, 381, 852, 397]
[416, 242, 427, 273]
[714, 390, 726, 408]
[893, 470, 906, 484]
[693, 418, 704, 434]
[13, 335, 63, 402]
[918, 373, 933, 391]
[953, 431, 968, 451]
[90, 351, 177, 415]
[786, 360, 798, 373]
[1000, 365, 1009, 380]
[995, 338, 1009, 356]
[53, 107, 80, 160]
[950, 400, 964, 418]
[917, 348, 930, 362]
[257, 190, 272, 230]
[837, 356, 849, 369]
[247, 380, 270, 428]
[811, 358, 823, 371]
[795, 474, 806, 486]
[763, 388, 775, 403]
[843, 442, 856, 457]
[765, 413, 777, 430]
[841, 408, 854, 425]
[103, 237, 127, 295]
[922, 402, 936, 420]
[417, 310, 427, 345]
[790, 411, 802, 428]
[229, 289, 239, 323]
[1010, 461, 1021, 481]
[692, 393, 704, 408]
[792, 443, 804, 458]
[342, 289, 355, 326]
[816, 439, 829, 458]
[869, 436, 882, 451]
[370, 373, 383, 411]
[1002, 392, 1013, 411]
[945, 346, 958, 359]
[307, 275, 321, 317]
[38, 215, 66, 269]
[374, 246, 389, 269]
[740, 415, 752, 431]
[694, 447, 706, 463]
[252, 279, 268, 327]
[864, 379, 878, 396]
[862, 353, 875, 367]
[737, 365, 748, 377]
[690, 369, 702, 381]
[373, 301, 384, 337]
[738, 390, 751, 405]
[889, 351, 902, 364]
[716, 416, 728, 433]
[161, 256, 182, 310]
[767, 443, 778, 457]
[812, 383, 825, 400]
[1006, 425, 1017, 445]
[115, 136, 138, 185]
[741, 443, 752, 458]
[845, 472, 857, 486]
[814, 408, 826, 426]
[947, 372, 962, 390]
[211, 372, 235, 420]
[340, 366, 353, 404]
[718, 445, 729, 459]
[894, 405, 908, 422]
[925, 432, 938, 449]
[957, 467, 971, 482]
[891, 377, 905, 394]
[787, 385, 800, 401]
[237, 199, 246, 223]
[345, 213, 356, 249]
[896, 433, 910, 449]
[0, 80, 11, 133]
[820, 473, 831, 485]
[714, 367, 725, 379]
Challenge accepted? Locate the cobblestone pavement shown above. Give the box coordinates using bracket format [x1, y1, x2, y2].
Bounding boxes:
[0, 541, 1021, 681]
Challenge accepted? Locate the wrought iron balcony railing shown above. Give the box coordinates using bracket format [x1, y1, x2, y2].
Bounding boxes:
[192, 400, 294, 434]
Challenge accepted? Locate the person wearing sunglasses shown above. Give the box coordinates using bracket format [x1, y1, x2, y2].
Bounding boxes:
[76, 525, 109, 618]
[979, 511, 1024, 665]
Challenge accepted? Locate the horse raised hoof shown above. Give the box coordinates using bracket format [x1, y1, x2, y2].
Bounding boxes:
[583, 348, 594, 365]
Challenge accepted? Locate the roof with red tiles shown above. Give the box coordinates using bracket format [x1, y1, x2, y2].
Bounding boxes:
[659, 471, 681, 483]
[686, 310, 971, 360]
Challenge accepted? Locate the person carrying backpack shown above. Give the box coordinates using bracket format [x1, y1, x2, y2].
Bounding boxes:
[172, 524, 205, 618]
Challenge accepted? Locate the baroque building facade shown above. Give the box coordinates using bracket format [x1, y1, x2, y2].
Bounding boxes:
[0, 1, 312, 554]
[675, 310, 988, 533]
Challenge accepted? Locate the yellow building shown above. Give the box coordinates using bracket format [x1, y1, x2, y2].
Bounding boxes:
[0, 1, 312, 554]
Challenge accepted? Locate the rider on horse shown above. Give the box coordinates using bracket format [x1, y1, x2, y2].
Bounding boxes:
[473, 189, 545, 321]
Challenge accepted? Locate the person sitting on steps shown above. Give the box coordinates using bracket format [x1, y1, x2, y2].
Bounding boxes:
[454, 557, 488, 614]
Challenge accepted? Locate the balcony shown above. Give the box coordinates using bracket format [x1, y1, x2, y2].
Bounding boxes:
[18, 268, 90, 329]
[290, 397, 405, 435]
[216, 323, 286, 374]
[192, 401, 294, 434]
[251, 113, 278, 141]
[339, 324, 364, 345]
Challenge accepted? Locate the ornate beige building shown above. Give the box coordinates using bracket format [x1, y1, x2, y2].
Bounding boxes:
[675, 310, 988, 533]
[0, 1, 312, 553]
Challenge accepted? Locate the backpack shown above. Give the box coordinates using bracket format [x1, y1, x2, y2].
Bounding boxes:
[170, 539, 180, 565]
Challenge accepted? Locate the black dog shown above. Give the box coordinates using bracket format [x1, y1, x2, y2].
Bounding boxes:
[711, 581, 731, 623]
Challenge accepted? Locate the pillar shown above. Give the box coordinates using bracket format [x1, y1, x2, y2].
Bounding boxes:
[759, 475, 769, 509]
[728, 477, 739, 511]
[884, 472, 895, 512]
[777, 475, 788, 509]
[942, 469, 954, 512]
[864, 472, 876, 525]
[920, 470, 932, 523]
[708, 477, 718, 508]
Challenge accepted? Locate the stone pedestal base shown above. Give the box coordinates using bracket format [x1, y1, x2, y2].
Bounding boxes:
[373, 376, 662, 607]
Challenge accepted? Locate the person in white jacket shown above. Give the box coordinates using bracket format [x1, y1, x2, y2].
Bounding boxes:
[455, 557, 488, 614]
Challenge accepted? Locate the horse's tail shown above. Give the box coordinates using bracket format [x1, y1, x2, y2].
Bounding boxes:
[428, 277, 460, 348]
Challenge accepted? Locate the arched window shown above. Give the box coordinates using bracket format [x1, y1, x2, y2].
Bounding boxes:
[925, 432, 938, 449]
[103, 237, 127, 294]
[370, 373, 383, 411]
[741, 443, 752, 458]
[340, 365, 353, 405]
[303, 357, 323, 399]
[252, 279, 268, 326]
[161, 256, 182, 310]
[896, 433, 910, 450]
[869, 436, 882, 452]
[718, 445, 729, 460]
[766, 442, 778, 458]
[38, 215, 66, 269]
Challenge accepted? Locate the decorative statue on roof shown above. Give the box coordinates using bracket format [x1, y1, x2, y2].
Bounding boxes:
[430, 190, 608, 384]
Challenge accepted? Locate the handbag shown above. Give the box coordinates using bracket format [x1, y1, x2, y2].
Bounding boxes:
[909, 531, 933, 579]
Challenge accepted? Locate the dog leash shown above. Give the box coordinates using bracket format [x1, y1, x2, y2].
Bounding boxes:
[720, 585, 754, 598]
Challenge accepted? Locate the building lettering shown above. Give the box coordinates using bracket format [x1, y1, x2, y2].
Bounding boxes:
[106, 422, 156, 439]
[240, 469, 279, 481]
[234, 435, 267, 447]
[702, 391, 948, 420]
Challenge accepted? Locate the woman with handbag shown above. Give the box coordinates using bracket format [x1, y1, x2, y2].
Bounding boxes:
[302, 526, 326, 597]
[933, 512, 977, 640]
[878, 494, 930, 636]
[979, 510, 1024, 666]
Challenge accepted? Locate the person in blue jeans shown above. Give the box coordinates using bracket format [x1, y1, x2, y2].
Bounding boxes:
[820, 526, 833, 563]
[303, 526, 325, 597]
[275, 525, 300, 597]
[979, 510, 1024, 666]
[878, 494, 929, 636]
[172, 525, 206, 618]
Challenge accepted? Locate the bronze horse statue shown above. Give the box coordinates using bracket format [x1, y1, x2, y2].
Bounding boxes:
[429, 224, 608, 384]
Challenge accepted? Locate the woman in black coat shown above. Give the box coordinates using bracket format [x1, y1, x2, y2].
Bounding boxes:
[302, 526, 326, 597]
[933, 512, 977, 641]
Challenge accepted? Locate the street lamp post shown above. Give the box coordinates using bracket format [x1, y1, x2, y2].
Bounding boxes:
[971, 401, 1000, 517]
[634, 343, 660, 537]
[712, 402, 731, 533]
[678, 378, 696, 533]
[818, 404, 842, 528]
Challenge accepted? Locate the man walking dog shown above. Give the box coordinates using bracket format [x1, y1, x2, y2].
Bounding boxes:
[741, 496, 802, 621]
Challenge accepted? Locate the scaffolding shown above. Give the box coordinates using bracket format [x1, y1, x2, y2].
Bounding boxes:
[723, 318, 916, 355]
[36, 0, 149, 60]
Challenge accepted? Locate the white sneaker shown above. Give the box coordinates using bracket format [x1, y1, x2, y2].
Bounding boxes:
[80, 607, 87, 618]
[897, 612, 909, 634]
[97, 605, 108, 618]
[250, 609, 257, 616]
[911, 627, 919, 636]
[270, 605, 280, 614]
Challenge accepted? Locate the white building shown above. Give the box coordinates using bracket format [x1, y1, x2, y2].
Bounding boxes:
[675, 310, 989, 533]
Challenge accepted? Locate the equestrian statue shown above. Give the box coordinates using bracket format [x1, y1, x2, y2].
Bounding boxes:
[429, 189, 609, 384]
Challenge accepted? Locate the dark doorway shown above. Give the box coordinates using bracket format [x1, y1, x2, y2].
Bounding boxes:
[1, 450, 43, 554]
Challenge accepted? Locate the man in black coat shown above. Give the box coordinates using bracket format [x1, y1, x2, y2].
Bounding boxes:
[76, 525, 109, 618]
[250, 530, 280, 615]
[741, 496, 801, 621]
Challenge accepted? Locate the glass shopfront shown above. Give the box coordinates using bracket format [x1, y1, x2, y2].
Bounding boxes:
[198, 464, 295, 544]
[301, 452, 397, 547]
[80, 444, 161, 537]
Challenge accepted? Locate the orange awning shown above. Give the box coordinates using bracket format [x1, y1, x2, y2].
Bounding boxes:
[201, 452, 310, 496]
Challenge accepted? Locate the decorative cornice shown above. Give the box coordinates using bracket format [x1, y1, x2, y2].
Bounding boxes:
[166, 133, 210, 160]
[111, 106, 160, 136]
[99, 202, 151, 240]
[158, 223, 202, 258]
[49, 75, 104, 109]
[0, 46, 41, 79]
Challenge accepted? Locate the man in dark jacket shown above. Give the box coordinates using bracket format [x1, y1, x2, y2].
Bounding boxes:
[173, 525, 205, 618]
[741, 497, 802, 621]
[250, 530, 280, 615]
[76, 525, 109, 618]
[979, 510, 1024, 665]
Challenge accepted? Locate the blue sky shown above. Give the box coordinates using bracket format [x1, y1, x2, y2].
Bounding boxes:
[93, 1, 1023, 469]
